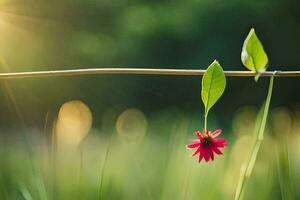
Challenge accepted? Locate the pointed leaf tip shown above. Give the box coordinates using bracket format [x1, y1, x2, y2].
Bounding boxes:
[241, 28, 268, 81]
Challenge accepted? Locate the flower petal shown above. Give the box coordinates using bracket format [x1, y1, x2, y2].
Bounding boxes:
[213, 139, 227, 147]
[192, 147, 201, 157]
[186, 129, 227, 163]
[198, 154, 204, 163]
[186, 142, 201, 149]
[211, 145, 223, 155]
[202, 148, 210, 162]
[211, 129, 222, 138]
[195, 131, 203, 139]
[202, 128, 209, 137]
[210, 149, 214, 160]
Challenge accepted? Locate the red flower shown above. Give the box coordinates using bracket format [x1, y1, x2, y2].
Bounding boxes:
[186, 129, 227, 163]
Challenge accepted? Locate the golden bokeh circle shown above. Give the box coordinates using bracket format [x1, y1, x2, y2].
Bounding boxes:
[116, 108, 147, 142]
[55, 100, 92, 146]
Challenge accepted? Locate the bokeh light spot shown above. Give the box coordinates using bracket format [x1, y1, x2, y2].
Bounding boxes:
[116, 108, 147, 142]
[271, 107, 292, 134]
[56, 100, 92, 146]
[232, 106, 257, 136]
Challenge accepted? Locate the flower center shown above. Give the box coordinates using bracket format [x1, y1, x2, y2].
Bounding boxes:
[202, 136, 211, 147]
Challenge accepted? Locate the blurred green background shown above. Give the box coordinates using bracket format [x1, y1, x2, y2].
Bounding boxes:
[0, 0, 299, 199]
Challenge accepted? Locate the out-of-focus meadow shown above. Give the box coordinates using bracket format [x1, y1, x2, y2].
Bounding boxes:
[1, 103, 300, 200]
[0, 0, 300, 199]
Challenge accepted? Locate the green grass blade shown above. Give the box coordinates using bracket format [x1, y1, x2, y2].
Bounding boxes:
[276, 135, 295, 200]
[235, 75, 275, 200]
[98, 136, 112, 200]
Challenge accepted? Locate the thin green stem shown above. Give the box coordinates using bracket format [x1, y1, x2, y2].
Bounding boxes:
[98, 136, 112, 200]
[235, 75, 275, 200]
[204, 114, 208, 130]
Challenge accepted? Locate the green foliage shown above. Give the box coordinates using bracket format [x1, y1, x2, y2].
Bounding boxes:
[235, 76, 275, 200]
[241, 28, 268, 81]
[201, 60, 226, 116]
[235, 28, 276, 200]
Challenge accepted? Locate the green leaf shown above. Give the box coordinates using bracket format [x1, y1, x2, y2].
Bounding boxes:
[241, 28, 268, 78]
[201, 60, 226, 115]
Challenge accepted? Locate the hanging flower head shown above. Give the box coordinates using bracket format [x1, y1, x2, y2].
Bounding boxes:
[186, 129, 227, 163]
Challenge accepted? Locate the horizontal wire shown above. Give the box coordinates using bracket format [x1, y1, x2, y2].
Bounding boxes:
[0, 68, 299, 79]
